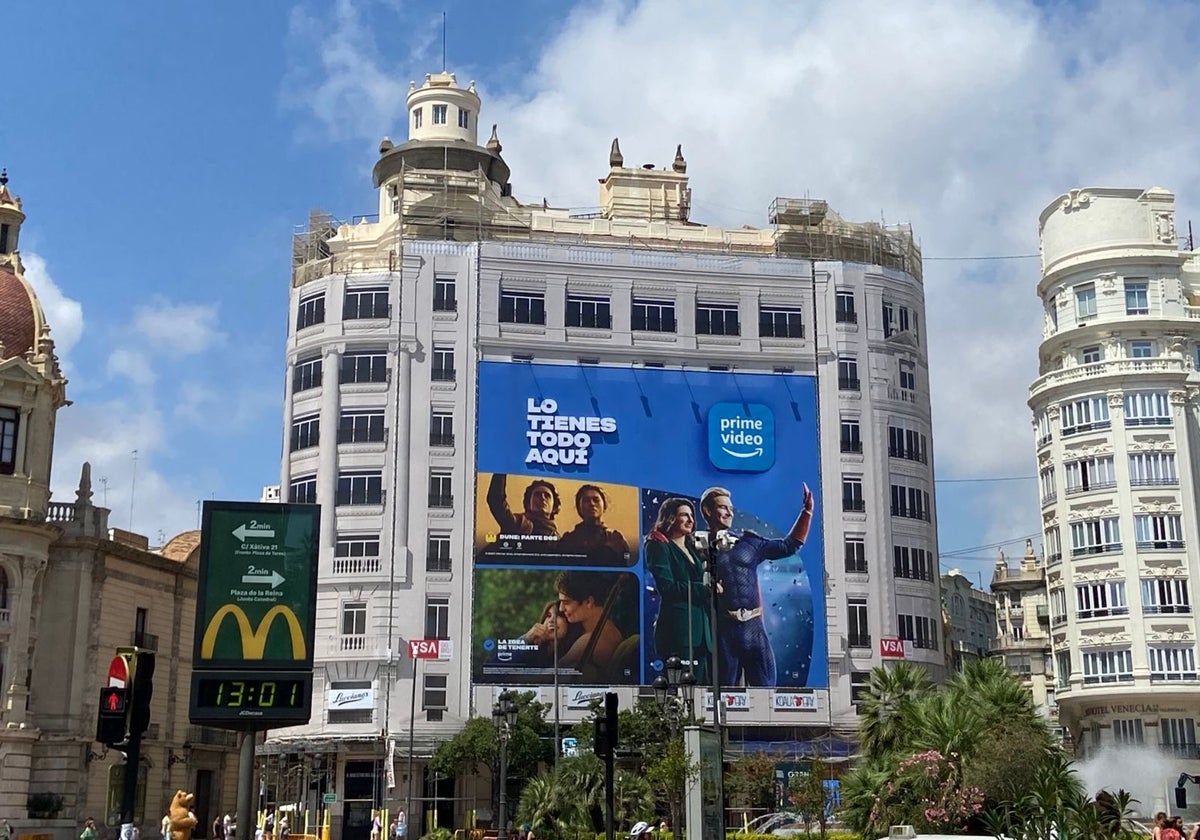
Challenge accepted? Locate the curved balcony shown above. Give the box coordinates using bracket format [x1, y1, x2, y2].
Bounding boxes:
[1030, 356, 1189, 401]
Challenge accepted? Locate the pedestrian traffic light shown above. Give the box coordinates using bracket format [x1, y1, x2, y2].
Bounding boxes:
[593, 691, 619, 758]
[97, 686, 129, 746]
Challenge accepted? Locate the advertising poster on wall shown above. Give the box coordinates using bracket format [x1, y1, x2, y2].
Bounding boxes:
[472, 361, 826, 689]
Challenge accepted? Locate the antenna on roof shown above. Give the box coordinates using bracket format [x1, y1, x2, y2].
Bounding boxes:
[442, 11, 447, 72]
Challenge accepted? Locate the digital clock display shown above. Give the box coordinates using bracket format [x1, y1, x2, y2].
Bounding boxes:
[190, 671, 313, 727]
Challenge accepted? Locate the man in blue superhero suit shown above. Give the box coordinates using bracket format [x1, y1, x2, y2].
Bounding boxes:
[701, 483, 814, 687]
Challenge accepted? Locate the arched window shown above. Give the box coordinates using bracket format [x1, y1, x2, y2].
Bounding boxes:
[0, 566, 8, 609]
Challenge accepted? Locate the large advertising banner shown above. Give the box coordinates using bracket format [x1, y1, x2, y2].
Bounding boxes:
[472, 362, 826, 690]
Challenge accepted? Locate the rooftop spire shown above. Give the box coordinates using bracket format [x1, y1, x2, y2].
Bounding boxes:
[609, 138, 623, 168]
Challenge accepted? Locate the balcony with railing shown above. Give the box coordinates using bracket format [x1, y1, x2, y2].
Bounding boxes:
[1030, 356, 1189, 397]
[332, 556, 382, 575]
[0, 607, 9, 625]
[1064, 480, 1117, 497]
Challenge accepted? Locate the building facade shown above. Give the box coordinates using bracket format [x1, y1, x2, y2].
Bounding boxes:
[0, 174, 238, 838]
[990, 542, 1056, 724]
[1031, 187, 1200, 774]
[941, 567, 996, 674]
[274, 72, 944, 836]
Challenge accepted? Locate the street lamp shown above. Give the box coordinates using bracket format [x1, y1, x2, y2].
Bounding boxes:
[493, 691, 519, 836]
[654, 659, 697, 839]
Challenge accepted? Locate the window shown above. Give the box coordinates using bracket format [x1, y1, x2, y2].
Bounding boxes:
[341, 602, 367, 637]
[1060, 394, 1109, 435]
[344, 286, 389, 320]
[1113, 719, 1145, 745]
[289, 474, 317, 504]
[425, 596, 450, 639]
[759, 305, 803, 338]
[1081, 345, 1102, 364]
[433, 276, 457, 312]
[0, 407, 18, 475]
[697, 302, 740, 336]
[1046, 525, 1065, 564]
[898, 360, 916, 392]
[427, 532, 451, 573]
[458, 107, 470, 129]
[432, 346, 455, 382]
[500, 289, 546, 325]
[413, 108, 423, 129]
[1050, 588, 1068, 626]
[1149, 646, 1197, 681]
[882, 302, 911, 337]
[423, 674, 448, 710]
[338, 410, 385, 444]
[893, 546, 932, 581]
[1039, 467, 1057, 504]
[1046, 295, 1059, 331]
[1070, 516, 1121, 556]
[1129, 452, 1177, 486]
[898, 614, 939, 650]
[1124, 391, 1171, 426]
[1075, 284, 1097, 321]
[840, 417, 862, 453]
[890, 483, 931, 521]
[1063, 455, 1115, 495]
[847, 598, 870, 648]
[293, 357, 323, 392]
[1162, 719, 1198, 752]
[432, 104, 447, 124]
[430, 410, 454, 447]
[835, 290, 857, 324]
[1125, 280, 1149, 315]
[888, 425, 926, 462]
[844, 536, 867, 574]
[290, 414, 319, 451]
[340, 352, 388, 384]
[335, 537, 381, 575]
[838, 355, 859, 390]
[1056, 651, 1072, 688]
[632, 299, 676, 332]
[0, 224, 8, 253]
[297, 293, 325, 330]
[1130, 340, 1154, 359]
[429, 471, 453, 508]
[566, 295, 612, 329]
[1134, 513, 1184, 550]
[1143, 578, 1190, 615]
[337, 471, 383, 506]
[1082, 648, 1133, 684]
[1075, 581, 1127, 619]
[850, 672, 871, 706]
[1035, 411, 1053, 447]
[842, 476, 865, 512]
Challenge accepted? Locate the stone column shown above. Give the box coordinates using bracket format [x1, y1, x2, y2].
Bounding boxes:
[318, 347, 341, 549]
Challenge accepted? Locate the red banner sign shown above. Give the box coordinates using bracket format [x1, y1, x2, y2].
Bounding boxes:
[408, 639, 452, 660]
[880, 637, 906, 659]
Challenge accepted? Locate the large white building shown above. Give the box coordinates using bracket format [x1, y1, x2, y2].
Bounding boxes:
[1033, 187, 1200, 776]
[271, 71, 942, 837]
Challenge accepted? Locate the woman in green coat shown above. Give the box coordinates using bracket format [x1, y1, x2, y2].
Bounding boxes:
[645, 497, 713, 684]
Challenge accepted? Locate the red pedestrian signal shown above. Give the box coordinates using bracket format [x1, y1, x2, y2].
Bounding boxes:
[97, 686, 129, 746]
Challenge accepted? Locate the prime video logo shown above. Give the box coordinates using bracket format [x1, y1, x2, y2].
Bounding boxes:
[707, 402, 775, 472]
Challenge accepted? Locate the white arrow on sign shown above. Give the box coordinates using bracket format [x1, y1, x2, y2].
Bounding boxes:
[241, 571, 286, 588]
[233, 524, 276, 542]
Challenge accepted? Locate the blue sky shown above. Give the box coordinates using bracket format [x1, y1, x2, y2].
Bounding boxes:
[6, 0, 1200, 584]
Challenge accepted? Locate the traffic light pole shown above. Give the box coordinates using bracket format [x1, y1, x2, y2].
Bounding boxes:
[119, 724, 143, 840]
[237, 730, 257, 840]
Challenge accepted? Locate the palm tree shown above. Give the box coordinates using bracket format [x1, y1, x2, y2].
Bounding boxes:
[855, 662, 933, 757]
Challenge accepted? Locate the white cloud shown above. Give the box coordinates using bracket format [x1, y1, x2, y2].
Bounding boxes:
[283, 0, 1200, 566]
[132, 301, 223, 356]
[106, 347, 156, 386]
[21, 251, 84, 366]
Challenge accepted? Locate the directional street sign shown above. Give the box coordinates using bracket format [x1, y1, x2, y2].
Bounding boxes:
[192, 502, 320, 671]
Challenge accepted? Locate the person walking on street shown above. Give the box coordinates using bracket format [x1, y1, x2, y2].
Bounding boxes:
[80, 819, 98, 840]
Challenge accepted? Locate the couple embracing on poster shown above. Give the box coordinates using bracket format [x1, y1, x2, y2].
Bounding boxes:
[645, 483, 814, 688]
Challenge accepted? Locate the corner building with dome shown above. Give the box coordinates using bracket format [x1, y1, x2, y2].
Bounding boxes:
[1033, 188, 1200, 789]
[273, 71, 943, 836]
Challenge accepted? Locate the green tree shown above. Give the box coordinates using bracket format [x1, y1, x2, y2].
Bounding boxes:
[725, 751, 781, 826]
[786, 754, 831, 840]
[855, 661, 932, 757]
[430, 691, 553, 796]
[644, 737, 697, 840]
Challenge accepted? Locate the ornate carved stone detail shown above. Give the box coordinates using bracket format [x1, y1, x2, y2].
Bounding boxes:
[1047, 404, 1061, 419]
[1098, 272, 1119, 293]
[1156, 211, 1177, 244]
[1081, 627, 1131, 645]
[1062, 189, 1091, 211]
[1169, 389, 1187, 406]
[1108, 392, 1125, 409]
[1147, 626, 1193, 643]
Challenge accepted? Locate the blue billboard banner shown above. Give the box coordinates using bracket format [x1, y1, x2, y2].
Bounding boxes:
[472, 362, 826, 689]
